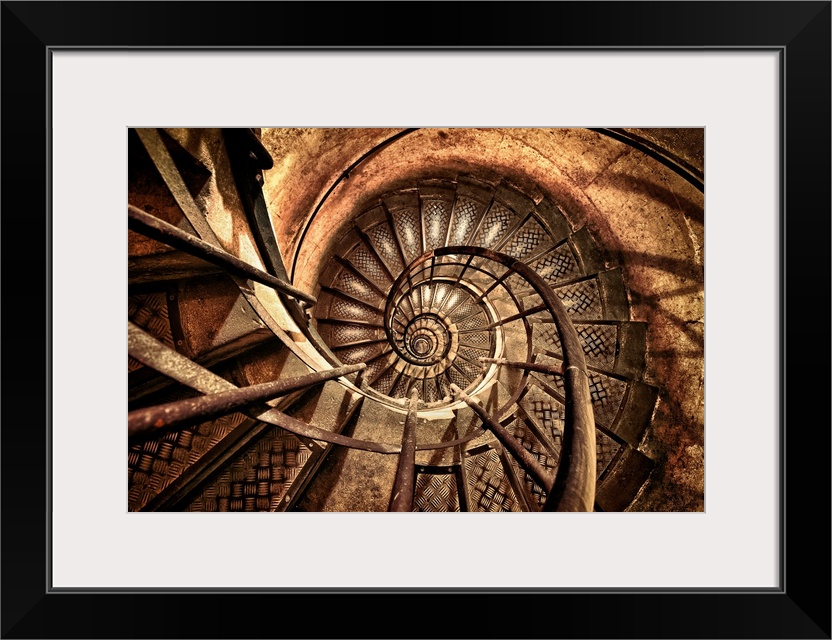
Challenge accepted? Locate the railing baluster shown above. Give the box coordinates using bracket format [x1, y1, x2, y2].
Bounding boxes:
[388, 389, 420, 511]
[450, 384, 555, 494]
[435, 254, 475, 316]
[474, 265, 516, 302]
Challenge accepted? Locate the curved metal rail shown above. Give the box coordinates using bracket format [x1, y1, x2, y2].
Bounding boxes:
[434, 246, 596, 512]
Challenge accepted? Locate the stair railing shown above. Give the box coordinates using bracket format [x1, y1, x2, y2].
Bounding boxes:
[434, 247, 597, 512]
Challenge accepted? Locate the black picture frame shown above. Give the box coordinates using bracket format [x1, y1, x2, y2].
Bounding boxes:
[2, 2, 829, 638]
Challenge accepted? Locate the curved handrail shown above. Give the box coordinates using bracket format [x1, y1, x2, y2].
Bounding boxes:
[435, 246, 597, 512]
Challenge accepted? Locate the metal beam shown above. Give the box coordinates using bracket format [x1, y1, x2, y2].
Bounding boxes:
[128, 363, 365, 437]
[451, 383, 554, 494]
[128, 322, 396, 453]
[128, 204, 316, 306]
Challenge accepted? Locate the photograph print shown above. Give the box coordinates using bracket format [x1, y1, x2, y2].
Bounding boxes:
[127, 127, 704, 513]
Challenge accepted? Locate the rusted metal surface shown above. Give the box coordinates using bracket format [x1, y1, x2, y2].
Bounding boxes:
[128, 204, 316, 306]
[128, 323, 397, 454]
[229, 129, 348, 369]
[135, 128, 216, 238]
[140, 416, 271, 512]
[388, 389, 419, 511]
[451, 383, 555, 495]
[239, 127, 275, 170]
[128, 363, 365, 437]
[170, 275, 273, 361]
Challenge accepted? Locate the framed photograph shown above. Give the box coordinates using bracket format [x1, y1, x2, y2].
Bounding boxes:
[3, 2, 829, 638]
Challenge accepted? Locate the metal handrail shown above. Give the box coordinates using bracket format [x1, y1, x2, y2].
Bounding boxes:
[388, 389, 420, 511]
[435, 246, 597, 512]
[128, 204, 316, 306]
[128, 322, 484, 454]
[451, 383, 555, 494]
[128, 363, 366, 438]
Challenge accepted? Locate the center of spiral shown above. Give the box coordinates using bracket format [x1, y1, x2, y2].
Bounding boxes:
[400, 313, 452, 365]
[411, 336, 433, 356]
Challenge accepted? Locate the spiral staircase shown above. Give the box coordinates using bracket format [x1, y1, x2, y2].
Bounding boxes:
[127, 127, 699, 513]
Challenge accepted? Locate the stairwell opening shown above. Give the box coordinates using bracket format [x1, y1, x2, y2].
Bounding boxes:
[127, 127, 705, 513]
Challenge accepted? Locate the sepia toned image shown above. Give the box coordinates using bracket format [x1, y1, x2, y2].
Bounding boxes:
[8, 1, 815, 631]
[127, 127, 704, 513]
